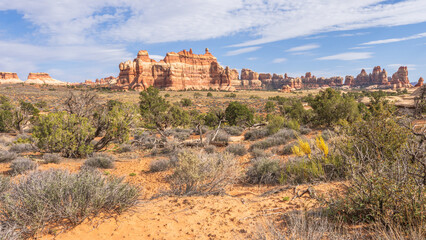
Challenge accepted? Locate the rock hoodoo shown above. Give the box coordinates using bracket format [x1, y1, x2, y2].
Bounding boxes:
[415, 77, 424, 87]
[117, 49, 237, 91]
[26, 73, 66, 85]
[391, 66, 412, 89]
[0, 72, 22, 84]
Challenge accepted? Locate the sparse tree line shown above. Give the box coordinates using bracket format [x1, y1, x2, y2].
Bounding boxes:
[0, 86, 424, 239]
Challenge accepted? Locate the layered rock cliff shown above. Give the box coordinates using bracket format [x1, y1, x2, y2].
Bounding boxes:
[0, 72, 22, 84]
[117, 49, 237, 91]
[391, 66, 412, 89]
[26, 73, 66, 85]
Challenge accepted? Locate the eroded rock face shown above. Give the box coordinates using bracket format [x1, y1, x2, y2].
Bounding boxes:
[414, 77, 424, 87]
[117, 49, 237, 91]
[344, 75, 354, 86]
[26, 73, 66, 85]
[0, 72, 22, 84]
[391, 66, 412, 89]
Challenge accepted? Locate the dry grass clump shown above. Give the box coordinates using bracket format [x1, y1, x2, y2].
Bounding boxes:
[0, 224, 20, 240]
[83, 153, 115, 169]
[169, 150, 239, 195]
[42, 153, 61, 164]
[0, 169, 139, 238]
[117, 143, 133, 153]
[10, 158, 38, 176]
[149, 159, 171, 172]
[255, 211, 360, 240]
[0, 150, 17, 163]
[226, 144, 247, 156]
[246, 157, 281, 184]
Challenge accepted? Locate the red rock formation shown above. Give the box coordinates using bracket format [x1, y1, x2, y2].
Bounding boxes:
[344, 75, 354, 86]
[345, 67, 391, 88]
[117, 49, 237, 91]
[415, 77, 424, 87]
[0, 72, 22, 84]
[26, 73, 66, 85]
[391, 66, 412, 89]
[281, 85, 292, 93]
[240, 69, 261, 89]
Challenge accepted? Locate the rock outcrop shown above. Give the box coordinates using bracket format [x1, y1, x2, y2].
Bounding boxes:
[117, 49, 237, 91]
[0, 72, 22, 84]
[344, 66, 413, 88]
[25, 73, 66, 85]
[415, 77, 424, 87]
[391, 66, 412, 89]
[239, 69, 262, 89]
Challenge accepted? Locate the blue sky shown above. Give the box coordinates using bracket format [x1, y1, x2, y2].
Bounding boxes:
[0, 0, 425, 83]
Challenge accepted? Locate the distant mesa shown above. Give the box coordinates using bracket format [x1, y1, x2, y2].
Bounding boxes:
[84, 76, 117, 85]
[0, 72, 23, 84]
[25, 72, 67, 85]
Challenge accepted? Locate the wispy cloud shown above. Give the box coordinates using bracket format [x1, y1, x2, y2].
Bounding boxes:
[317, 52, 373, 61]
[247, 57, 257, 61]
[225, 46, 261, 56]
[272, 58, 287, 63]
[362, 32, 426, 45]
[337, 32, 369, 37]
[286, 44, 320, 52]
[349, 46, 372, 50]
[387, 64, 417, 71]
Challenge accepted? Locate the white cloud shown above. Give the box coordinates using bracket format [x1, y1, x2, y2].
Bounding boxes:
[225, 46, 261, 56]
[286, 44, 320, 52]
[362, 32, 426, 45]
[317, 52, 373, 61]
[247, 57, 257, 60]
[1, 0, 426, 46]
[272, 58, 287, 63]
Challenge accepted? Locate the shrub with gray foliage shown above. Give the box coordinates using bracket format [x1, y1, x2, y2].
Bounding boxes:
[250, 129, 295, 150]
[226, 144, 247, 156]
[169, 150, 239, 195]
[10, 158, 37, 176]
[0, 150, 17, 163]
[204, 145, 216, 154]
[42, 153, 61, 164]
[9, 143, 34, 153]
[0, 169, 139, 238]
[246, 157, 280, 184]
[83, 154, 115, 169]
[149, 159, 171, 172]
[223, 126, 244, 136]
[244, 128, 269, 141]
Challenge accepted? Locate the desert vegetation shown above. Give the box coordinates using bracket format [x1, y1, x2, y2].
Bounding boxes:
[0, 85, 424, 239]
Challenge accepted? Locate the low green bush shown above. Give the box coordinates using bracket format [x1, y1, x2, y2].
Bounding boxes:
[250, 129, 295, 150]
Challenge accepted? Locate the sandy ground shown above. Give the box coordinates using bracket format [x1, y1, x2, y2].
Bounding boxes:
[0, 153, 342, 240]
